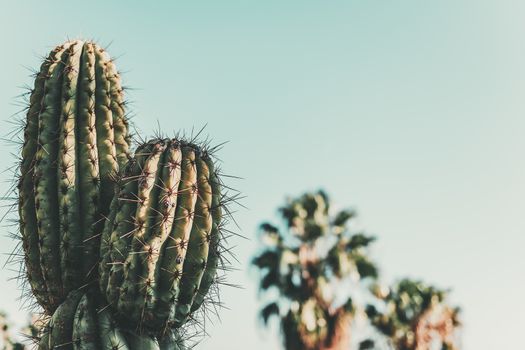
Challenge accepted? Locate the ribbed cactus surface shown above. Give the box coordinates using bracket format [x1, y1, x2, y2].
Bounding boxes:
[99, 138, 223, 332]
[18, 40, 130, 313]
[38, 292, 183, 350]
[15, 39, 235, 349]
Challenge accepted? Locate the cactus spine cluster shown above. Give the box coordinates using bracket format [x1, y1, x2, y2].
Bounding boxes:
[14, 40, 231, 349]
[19, 40, 130, 313]
[99, 138, 223, 331]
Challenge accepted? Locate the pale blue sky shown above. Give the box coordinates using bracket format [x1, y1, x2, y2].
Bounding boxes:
[1, 1, 524, 349]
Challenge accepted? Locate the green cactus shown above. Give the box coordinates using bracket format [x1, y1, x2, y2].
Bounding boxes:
[18, 39, 130, 313]
[253, 190, 378, 350]
[36, 292, 184, 350]
[13, 39, 235, 349]
[363, 279, 461, 350]
[98, 137, 225, 332]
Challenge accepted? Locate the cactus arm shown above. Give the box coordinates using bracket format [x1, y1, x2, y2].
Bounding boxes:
[33, 42, 72, 307]
[19, 40, 130, 312]
[173, 154, 213, 326]
[98, 139, 226, 331]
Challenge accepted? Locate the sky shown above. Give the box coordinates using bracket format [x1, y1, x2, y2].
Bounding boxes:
[1, 1, 524, 349]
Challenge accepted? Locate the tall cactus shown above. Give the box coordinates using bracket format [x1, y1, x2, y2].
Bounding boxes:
[98, 137, 225, 333]
[362, 279, 461, 350]
[253, 190, 378, 350]
[18, 40, 130, 313]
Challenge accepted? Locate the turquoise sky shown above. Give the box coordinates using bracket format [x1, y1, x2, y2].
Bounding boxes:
[1, 1, 524, 349]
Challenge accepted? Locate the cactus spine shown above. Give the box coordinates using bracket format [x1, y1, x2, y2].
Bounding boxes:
[18, 40, 130, 313]
[99, 138, 224, 332]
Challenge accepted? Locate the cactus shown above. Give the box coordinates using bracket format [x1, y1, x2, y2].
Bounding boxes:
[362, 279, 461, 350]
[98, 137, 225, 333]
[36, 292, 184, 350]
[17, 39, 130, 313]
[253, 190, 378, 350]
[13, 39, 236, 349]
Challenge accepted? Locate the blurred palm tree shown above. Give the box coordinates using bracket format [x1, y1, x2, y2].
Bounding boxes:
[361, 279, 461, 350]
[0, 311, 29, 350]
[252, 190, 378, 350]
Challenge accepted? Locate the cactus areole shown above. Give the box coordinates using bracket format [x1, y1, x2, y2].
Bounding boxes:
[18, 40, 130, 314]
[99, 137, 224, 332]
